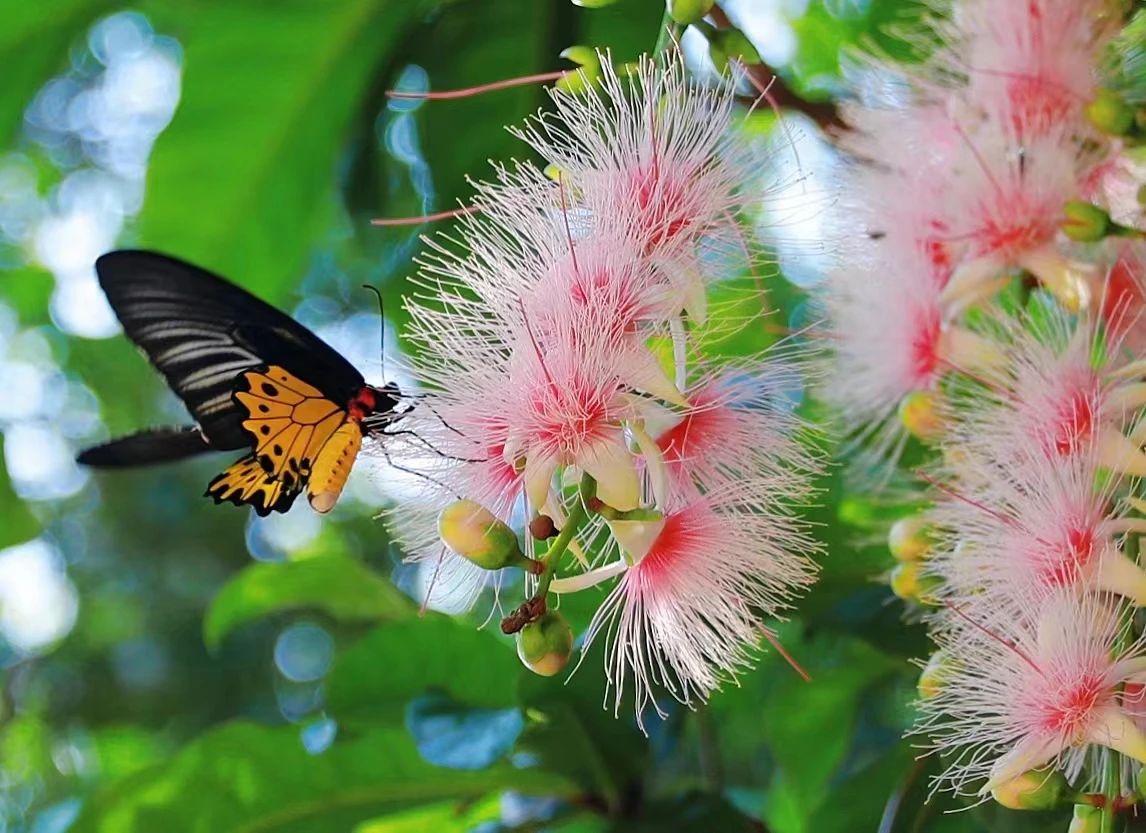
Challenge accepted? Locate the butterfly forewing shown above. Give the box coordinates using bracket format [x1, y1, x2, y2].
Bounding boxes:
[95, 251, 364, 449]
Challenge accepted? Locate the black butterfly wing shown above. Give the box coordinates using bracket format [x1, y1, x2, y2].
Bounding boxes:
[95, 250, 364, 449]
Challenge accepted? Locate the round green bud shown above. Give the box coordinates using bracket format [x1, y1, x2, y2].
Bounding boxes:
[438, 500, 527, 570]
[888, 515, 934, 562]
[556, 46, 602, 95]
[1085, 89, 1135, 136]
[917, 650, 950, 700]
[517, 611, 574, 676]
[991, 768, 1071, 811]
[1068, 803, 1102, 833]
[898, 390, 944, 444]
[890, 562, 941, 605]
[667, 0, 715, 25]
[1062, 200, 1111, 243]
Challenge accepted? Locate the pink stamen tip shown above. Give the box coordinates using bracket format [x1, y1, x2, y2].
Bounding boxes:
[385, 70, 569, 101]
[371, 204, 482, 227]
[762, 627, 813, 683]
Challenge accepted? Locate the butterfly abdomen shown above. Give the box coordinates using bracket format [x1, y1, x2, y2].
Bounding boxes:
[308, 422, 363, 514]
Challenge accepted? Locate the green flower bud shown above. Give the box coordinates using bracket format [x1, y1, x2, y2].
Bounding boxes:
[916, 650, 950, 700]
[1062, 200, 1111, 243]
[517, 611, 574, 676]
[991, 767, 1071, 811]
[1068, 804, 1102, 833]
[438, 500, 530, 570]
[890, 562, 941, 604]
[1085, 89, 1135, 136]
[898, 390, 944, 444]
[556, 46, 602, 95]
[667, 0, 714, 25]
[888, 515, 934, 562]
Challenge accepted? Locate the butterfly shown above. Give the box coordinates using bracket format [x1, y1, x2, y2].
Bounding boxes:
[77, 250, 405, 516]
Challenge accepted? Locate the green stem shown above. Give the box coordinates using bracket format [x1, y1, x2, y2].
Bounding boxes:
[1100, 748, 1120, 833]
[535, 479, 592, 599]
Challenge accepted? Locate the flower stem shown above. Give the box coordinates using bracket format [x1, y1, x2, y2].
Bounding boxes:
[1100, 748, 1120, 833]
[535, 476, 593, 599]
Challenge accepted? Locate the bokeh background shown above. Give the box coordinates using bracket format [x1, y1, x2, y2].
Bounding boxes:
[0, 1, 1049, 831]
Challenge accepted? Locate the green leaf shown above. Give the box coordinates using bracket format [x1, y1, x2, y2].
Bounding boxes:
[0, 445, 38, 549]
[353, 795, 501, 833]
[203, 555, 413, 650]
[139, 0, 439, 301]
[327, 618, 520, 723]
[70, 722, 573, 833]
[0, 0, 108, 149]
[516, 662, 648, 814]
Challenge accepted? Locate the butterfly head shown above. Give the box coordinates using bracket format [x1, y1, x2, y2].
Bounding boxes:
[356, 382, 404, 433]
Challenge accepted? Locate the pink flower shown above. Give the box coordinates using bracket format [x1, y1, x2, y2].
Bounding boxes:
[579, 478, 819, 728]
[919, 592, 1146, 796]
[512, 51, 764, 290]
[928, 450, 1146, 613]
[949, 306, 1146, 478]
[651, 362, 815, 504]
[944, 0, 1113, 138]
[940, 127, 1100, 313]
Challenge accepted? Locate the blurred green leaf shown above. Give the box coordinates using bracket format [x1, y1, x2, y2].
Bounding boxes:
[516, 663, 648, 815]
[203, 555, 413, 649]
[140, 0, 440, 300]
[0, 445, 38, 548]
[353, 794, 501, 833]
[327, 617, 520, 724]
[71, 722, 573, 833]
[0, 0, 107, 149]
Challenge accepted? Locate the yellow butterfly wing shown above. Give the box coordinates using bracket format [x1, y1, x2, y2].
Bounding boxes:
[206, 366, 351, 515]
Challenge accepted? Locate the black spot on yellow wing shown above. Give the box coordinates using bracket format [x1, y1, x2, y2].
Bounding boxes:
[205, 454, 301, 516]
[233, 364, 347, 476]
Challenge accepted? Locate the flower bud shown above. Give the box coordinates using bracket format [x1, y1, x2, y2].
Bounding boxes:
[438, 500, 528, 570]
[1085, 89, 1135, 136]
[667, 0, 714, 25]
[1068, 804, 1102, 833]
[556, 45, 601, 95]
[916, 650, 950, 700]
[991, 767, 1071, 811]
[890, 562, 940, 604]
[898, 390, 944, 443]
[1062, 201, 1111, 243]
[888, 515, 933, 562]
[529, 514, 557, 540]
[517, 611, 574, 676]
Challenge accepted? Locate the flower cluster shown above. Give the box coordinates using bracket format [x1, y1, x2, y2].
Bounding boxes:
[821, 0, 1146, 811]
[385, 53, 820, 725]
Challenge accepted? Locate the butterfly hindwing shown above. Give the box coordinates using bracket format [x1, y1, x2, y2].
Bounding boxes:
[205, 366, 351, 514]
[206, 455, 301, 516]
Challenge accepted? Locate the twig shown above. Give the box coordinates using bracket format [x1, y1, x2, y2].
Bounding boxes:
[711, 4, 845, 131]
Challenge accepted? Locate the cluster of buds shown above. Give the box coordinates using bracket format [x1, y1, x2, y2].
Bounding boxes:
[820, 0, 1146, 819]
[385, 52, 821, 725]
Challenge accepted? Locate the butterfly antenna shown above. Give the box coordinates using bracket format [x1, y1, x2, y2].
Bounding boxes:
[362, 284, 386, 382]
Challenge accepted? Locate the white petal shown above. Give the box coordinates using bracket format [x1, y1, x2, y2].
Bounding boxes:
[982, 734, 1067, 794]
[607, 515, 666, 565]
[524, 453, 559, 510]
[1018, 245, 1096, 313]
[580, 436, 641, 511]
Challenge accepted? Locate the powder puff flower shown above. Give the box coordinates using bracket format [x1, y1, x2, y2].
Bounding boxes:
[942, 0, 1114, 138]
[940, 127, 1101, 314]
[573, 477, 819, 728]
[949, 304, 1146, 479]
[512, 51, 765, 298]
[649, 360, 816, 504]
[926, 450, 1146, 613]
[919, 591, 1146, 797]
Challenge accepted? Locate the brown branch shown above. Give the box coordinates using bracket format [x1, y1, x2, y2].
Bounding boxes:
[711, 4, 846, 132]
